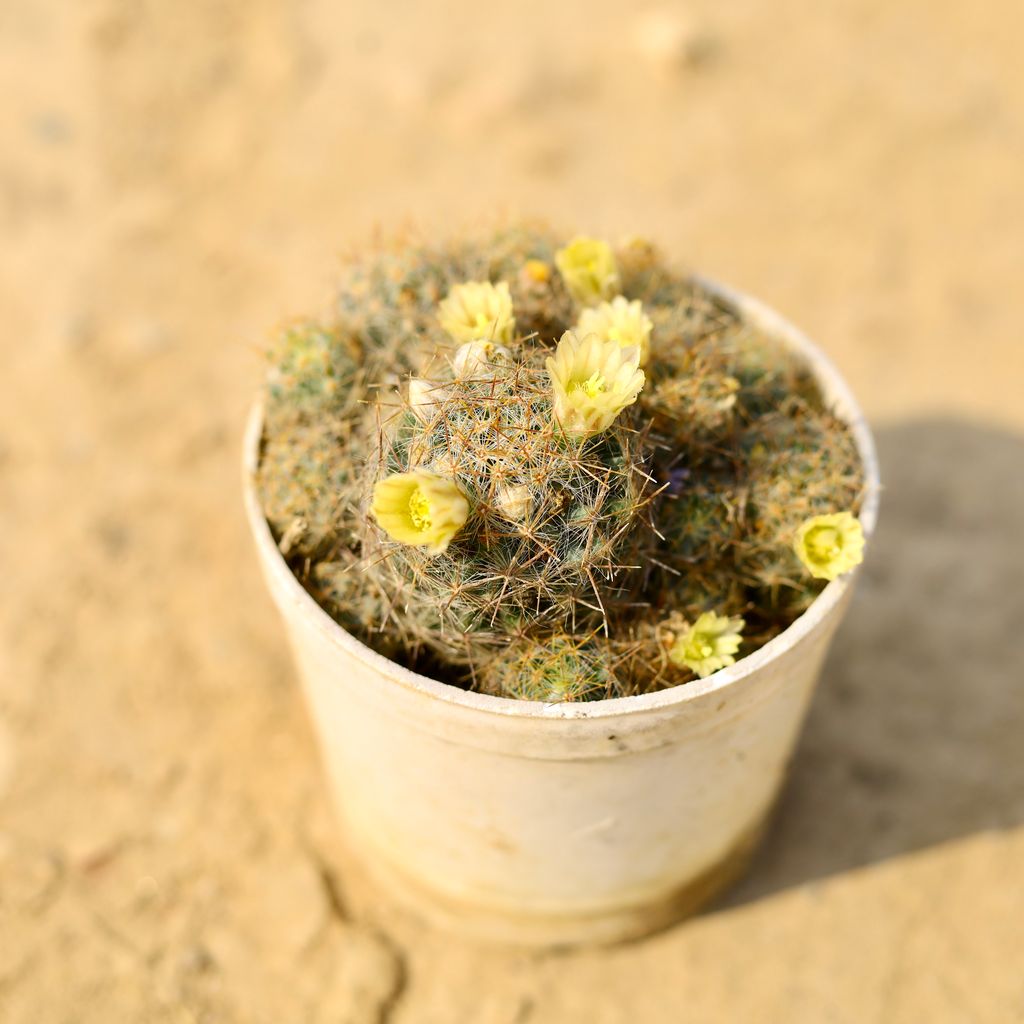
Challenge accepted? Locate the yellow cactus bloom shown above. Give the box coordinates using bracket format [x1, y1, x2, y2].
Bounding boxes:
[371, 471, 469, 555]
[451, 339, 512, 377]
[554, 238, 621, 305]
[669, 612, 745, 678]
[438, 280, 515, 344]
[577, 296, 654, 366]
[523, 259, 551, 284]
[794, 511, 865, 581]
[546, 331, 645, 436]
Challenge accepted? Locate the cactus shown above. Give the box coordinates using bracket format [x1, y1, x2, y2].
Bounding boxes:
[478, 633, 622, 702]
[358, 341, 652, 672]
[257, 321, 364, 558]
[735, 398, 863, 614]
[256, 224, 867, 699]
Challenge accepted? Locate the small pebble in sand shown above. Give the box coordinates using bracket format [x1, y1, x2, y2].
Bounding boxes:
[632, 9, 718, 73]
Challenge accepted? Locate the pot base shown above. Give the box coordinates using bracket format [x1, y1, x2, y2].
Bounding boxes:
[337, 809, 771, 948]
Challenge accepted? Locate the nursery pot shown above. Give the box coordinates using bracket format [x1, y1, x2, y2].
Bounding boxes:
[243, 278, 880, 946]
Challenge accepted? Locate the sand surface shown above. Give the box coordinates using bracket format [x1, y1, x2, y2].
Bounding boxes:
[2, 0, 1023, 1020]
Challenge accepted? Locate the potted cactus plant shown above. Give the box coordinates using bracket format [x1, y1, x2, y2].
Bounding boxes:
[244, 225, 878, 944]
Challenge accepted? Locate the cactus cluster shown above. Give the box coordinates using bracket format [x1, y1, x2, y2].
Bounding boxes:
[256, 223, 866, 699]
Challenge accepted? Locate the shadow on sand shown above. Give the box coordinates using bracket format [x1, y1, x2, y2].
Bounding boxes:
[721, 417, 1024, 908]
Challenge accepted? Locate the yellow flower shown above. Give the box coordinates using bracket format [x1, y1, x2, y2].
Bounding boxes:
[554, 238, 621, 305]
[668, 612, 745, 678]
[523, 259, 551, 284]
[371, 471, 469, 555]
[546, 332, 645, 437]
[794, 511, 865, 581]
[577, 296, 654, 366]
[451, 339, 512, 377]
[438, 281, 515, 344]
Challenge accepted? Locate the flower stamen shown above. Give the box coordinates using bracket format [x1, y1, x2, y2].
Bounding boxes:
[407, 488, 432, 531]
[570, 372, 608, 398]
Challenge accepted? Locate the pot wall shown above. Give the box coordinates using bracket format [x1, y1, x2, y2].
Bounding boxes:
[243, 279, 879, 945]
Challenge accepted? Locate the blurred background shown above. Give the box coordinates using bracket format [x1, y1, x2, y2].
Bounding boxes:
[1, 1, 1022, 1021]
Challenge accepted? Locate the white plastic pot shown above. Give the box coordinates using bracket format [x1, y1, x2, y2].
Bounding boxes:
[243, 278, 880, 946]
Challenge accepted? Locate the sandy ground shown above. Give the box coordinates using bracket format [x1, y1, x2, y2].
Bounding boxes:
[2, 0, 1023, 1020]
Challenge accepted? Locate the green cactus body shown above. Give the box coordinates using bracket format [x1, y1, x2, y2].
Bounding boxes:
[360, 354, 650, 668]
[479, 634, 621, 703]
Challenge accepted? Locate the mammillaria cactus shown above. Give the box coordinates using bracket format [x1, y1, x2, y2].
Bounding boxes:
[257, 223, 867, 699]
[362, 328, 651, 673]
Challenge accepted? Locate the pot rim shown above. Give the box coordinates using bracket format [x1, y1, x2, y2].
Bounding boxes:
[243, 275, 880, 721]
